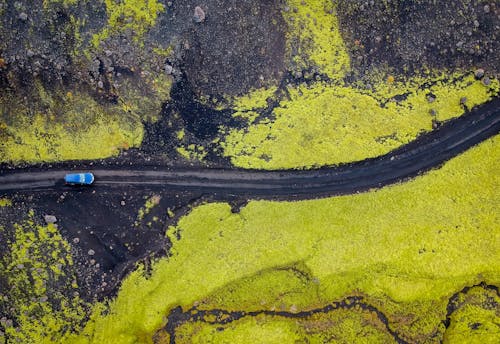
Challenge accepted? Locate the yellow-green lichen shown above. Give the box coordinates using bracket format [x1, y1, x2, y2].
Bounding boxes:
[117, 74, 173, 123]
[176, 144, 207, 162]
[444, 286, 500, 343]
[0, 216, 88, 343]
[137, 194, 161, 221]
[232, 86, 278, 111]
[283, 0, 350, 80]
[215, 3, 499, 170]
[92, 0, 165, 46]
[176, 129, 185, 140]
[172, 308, 395, 344]
[0, 89, 144, 164]
[221, 74, 498, 169]
[0, 198, 11, 207]
[62, 135, 499, 343]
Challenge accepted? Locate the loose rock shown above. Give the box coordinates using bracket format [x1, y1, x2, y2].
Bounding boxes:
[19, 12, 28, 21]
[193, 6, 205, 23]
[474, 68, 485, 79]
[88, 249, 95, 256]
[482, 77, 491, 86]
[44, 215, 57, 224]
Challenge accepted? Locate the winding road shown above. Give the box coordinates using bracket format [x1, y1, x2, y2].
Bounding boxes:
[1, 98, 499, 198]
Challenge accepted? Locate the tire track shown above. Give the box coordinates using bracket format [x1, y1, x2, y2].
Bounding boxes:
[0, 98, 499, 198]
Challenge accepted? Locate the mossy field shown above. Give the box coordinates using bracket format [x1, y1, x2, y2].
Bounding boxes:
[1, 134, 493, 343]
[217, 1, 499, 169]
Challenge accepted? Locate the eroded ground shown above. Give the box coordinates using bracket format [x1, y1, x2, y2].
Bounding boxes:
[1, 0, 499, 343]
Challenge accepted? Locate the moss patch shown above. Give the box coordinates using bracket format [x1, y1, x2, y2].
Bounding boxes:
[59, 134, 500, 343]
[283, 0, 350, 79]
[172, 308, 395, 344]
[0, 88, 144, 164]
[0, 213, 89, 343]
[0, 198, 11, 207]
[221, 74, 498, 169]
[215, 0, 499, 170]
[92, 0, 165, 46]
[444, 286, 500, 343]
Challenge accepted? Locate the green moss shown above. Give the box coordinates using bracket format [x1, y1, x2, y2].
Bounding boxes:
[117, 74, 173, 123]
[176, 315, 302, 344]
[444, 287, 500, 343]
[176, 129, 185, 140]
[0, 88, 144, 164]
[232, 86, 278, 111]
[59, 134, 499, 343]
[137, 195, 161, 221]
[42, 0, 78, 8]
[221, 74, 498, 169]
[0, 198, 11, 207]
[173, 308, 394, 344]
[0, 215, 89, 343]
[283, 0, 350, 80]
[92, 0, 165, 46]
[176, 144, 207, 162]
[215, 4, 499, 170]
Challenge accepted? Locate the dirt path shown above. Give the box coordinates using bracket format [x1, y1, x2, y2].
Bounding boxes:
[1, 98, 498, 198]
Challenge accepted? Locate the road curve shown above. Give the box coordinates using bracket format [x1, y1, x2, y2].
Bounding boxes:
[1, 98, 499, 199]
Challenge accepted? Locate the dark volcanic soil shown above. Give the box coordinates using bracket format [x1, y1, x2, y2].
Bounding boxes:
[0, 188, 204, 301]
[336, 0, 500, 78]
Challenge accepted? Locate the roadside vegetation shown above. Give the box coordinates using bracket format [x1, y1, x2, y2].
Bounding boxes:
[0, 210, 90, 343]
[51, 135, 497, 343]
[218, 1, 499, 169]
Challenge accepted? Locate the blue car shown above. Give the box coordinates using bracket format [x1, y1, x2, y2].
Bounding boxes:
[64, 172, 95, 185]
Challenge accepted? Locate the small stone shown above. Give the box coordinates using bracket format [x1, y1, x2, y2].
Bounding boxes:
[164, 64, 173, 74]
[474, 68, 485, 79]
[44, 215, 57, 224]
[193, 6, 205, 23]
[97, 80, 104, 88]
[460, 97, 467, 104]
[120, 200, 126, 206]
[473, 20, 480, 28]
[88, 249, 95, 256]
[484, 4, 490, 13]
[104, 50, 112, 57]
[427, 95, 436, 103]
[482, 77, 491, 86]
[19, 12, 28, 21]
[39, 296, 48, 302]
[26, 49, 34, 57]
